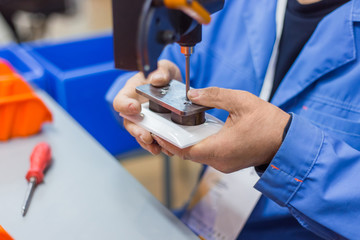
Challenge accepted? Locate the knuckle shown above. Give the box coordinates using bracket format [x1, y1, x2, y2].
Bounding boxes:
[239, 90, 253, 102]
[141, 133, 153, 145]
[213, 161, 232, 173]
[219, 166, 233, 174]
[207, 87, 221, 99]
[123, 120, 138, 137]
[113, 93, 134, 114]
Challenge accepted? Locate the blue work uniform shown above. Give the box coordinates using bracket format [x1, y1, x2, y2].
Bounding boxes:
[107, 0, 360, 239]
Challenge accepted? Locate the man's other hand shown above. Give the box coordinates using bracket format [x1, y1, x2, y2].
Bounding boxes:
[113, 60, 182, 156]
[153, 87, 290, 173]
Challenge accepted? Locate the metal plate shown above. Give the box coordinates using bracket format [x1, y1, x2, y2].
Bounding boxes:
[136, 80, 212, 116]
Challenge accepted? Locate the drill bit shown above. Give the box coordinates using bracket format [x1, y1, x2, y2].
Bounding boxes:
[181, 46, 194, 102]
[185, 53, 190, 101]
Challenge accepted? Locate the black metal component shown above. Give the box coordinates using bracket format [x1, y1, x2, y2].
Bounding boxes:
[112, 0, 224, 75]
[112, 0, 145, 71]
[158, 30, 177, 44]
[171, 111, 205, 125]
[136, 80, 212, 115]
[137, 3, 179, 75]
[178, 24, 202, 46]
[149, 101, 171, 113]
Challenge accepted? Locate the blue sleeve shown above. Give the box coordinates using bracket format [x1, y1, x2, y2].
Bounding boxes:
[255, 113, 360, 240]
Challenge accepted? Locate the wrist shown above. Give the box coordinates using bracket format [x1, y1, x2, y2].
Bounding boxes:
[256, 113, 293, 174]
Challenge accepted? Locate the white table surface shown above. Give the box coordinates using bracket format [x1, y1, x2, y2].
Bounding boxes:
[0, 91, 197, 240]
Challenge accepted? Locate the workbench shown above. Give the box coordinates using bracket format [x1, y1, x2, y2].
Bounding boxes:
[0, 91, 197, 239]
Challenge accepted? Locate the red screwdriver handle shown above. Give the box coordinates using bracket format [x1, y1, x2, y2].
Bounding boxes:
[25, 142, 52, 184]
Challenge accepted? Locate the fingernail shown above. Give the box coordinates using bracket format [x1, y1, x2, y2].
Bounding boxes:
[188, 89, 199, 98]
[128, 103, 137, 113]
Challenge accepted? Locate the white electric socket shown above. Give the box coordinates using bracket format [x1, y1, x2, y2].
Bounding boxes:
[121, 102, 224, 149]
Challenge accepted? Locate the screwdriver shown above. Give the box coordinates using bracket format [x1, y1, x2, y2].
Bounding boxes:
[21, 142, 52, 217]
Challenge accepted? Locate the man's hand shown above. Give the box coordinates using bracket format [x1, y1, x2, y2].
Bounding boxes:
[113, 60, 182, 156]
[152, 87, 290, 173]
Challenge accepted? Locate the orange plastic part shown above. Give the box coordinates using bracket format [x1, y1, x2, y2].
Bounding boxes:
[0, 59, 14, 75]
[0, 226, 14, 240]
[0, 59, 52, 141]
[163, 0, 211, 24]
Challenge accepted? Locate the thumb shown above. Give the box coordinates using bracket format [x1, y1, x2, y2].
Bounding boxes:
[188, 87, 242, 112]
[149, 60, 182, 87]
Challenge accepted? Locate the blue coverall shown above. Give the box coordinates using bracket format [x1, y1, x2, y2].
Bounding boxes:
[107, 0, 360, 239]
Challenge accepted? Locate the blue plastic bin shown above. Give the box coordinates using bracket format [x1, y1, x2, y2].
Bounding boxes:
[22, 34, 139, 155]
[0, 43, 46, 89]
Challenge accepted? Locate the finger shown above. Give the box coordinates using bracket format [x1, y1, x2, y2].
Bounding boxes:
[136, 137, 162, 155]
[149, 60, 182, 87]
[153, 132, 227, 168]
[153, 135, 190, 159]
[113, 95, 142, 115]
[113, 72, 147, 114]
[186, 133, 221, 162]
[124, 119, 153, 144]
[113, 60, 181, 114]
[161, 148, 174, 157]
[188, 87, 249, 113]
[180, 131, 226, 164]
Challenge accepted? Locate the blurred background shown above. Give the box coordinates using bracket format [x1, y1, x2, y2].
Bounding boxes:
[0, 0, 111, 43]
[0, 0, 201, 209]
